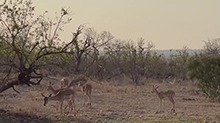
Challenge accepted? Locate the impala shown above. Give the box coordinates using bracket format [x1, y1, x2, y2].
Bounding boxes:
[152, 85, 175, 113]
[68, 77, 92, 107]
[41, 88, 76, 115]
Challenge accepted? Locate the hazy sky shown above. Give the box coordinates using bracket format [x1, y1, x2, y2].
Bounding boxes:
[5, 0, 220, 49]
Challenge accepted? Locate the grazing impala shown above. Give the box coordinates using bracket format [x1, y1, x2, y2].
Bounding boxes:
[47, 82, 68, 110]
[41, 88, 76, 115]
[152, 85, 175, 113]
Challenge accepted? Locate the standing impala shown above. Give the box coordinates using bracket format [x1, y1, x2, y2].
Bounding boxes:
[79, 83, 92, 107]
[152, 85, 175, 113]
[68, 77, 93, 107]
[47, 82, 68, 110]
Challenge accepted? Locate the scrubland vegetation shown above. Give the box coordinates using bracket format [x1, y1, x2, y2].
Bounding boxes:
[1, 0, 220, 122]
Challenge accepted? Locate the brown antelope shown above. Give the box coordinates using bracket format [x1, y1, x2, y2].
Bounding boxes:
[79, 83, 92, 107]
[68, 77, 92, 107]
[47, 82, 72, 111]
[41, 89, 76, 115]
[152, 85, 175, 113]
[60, 78, 69, 88]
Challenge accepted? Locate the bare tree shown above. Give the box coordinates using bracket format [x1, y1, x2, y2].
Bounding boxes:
[70, 27, 113, 73]
[0, 0, 82, 93]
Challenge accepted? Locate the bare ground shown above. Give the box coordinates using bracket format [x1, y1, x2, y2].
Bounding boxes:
[0, 78, 220, 123]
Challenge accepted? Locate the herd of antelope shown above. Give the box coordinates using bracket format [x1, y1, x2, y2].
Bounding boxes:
[41, 76, 176, 116]
[41, 76, 92, 116]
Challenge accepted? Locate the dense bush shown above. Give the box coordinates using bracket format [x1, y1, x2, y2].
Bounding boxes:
[187, 55, 220, 101]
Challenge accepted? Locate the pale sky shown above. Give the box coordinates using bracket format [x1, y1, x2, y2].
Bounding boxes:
[4, 0, 220, 49]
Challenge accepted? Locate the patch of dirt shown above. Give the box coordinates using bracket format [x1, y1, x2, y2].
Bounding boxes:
[0, 78, 220, 123]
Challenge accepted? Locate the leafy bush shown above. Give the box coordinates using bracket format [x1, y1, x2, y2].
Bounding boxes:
[187, 55, 220, 101]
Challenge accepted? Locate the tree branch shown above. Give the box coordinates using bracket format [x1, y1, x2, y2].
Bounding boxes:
[0, 80, 19, 93]
[62, 25, 83, 51]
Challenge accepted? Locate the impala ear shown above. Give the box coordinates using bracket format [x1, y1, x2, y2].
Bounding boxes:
[152, 85, 159, 89]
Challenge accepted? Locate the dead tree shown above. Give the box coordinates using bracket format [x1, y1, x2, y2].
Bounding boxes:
[0, 0, 82, 93]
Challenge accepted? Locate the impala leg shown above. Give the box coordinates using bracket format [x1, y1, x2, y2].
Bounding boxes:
[73, 99, 76, 116]
[68, 100, 73, 112]
[60, 101, 63, 114]
[82, 91, 87, 106]
[163, 99, 165, 108]
[69, 100, 73, 111]
[65, 100, 72, 115]
[86, 94, 89, 104]
[71, 95, 76, 116]
[88, 95, 91, 106]
[159, 99, 162, 112]
[87, 94, 92, 108]
[56, 102, 59, 111]
[169, 98, 175, 113]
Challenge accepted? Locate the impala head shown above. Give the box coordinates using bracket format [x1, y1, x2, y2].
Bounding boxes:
[41, 93, 52, 106]
[151, 85, 159, 93]
[61, 78, 69, 88]
[81, 85, 86, 92]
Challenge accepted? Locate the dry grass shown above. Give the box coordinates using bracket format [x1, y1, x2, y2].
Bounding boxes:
[0, 78, 220, 123]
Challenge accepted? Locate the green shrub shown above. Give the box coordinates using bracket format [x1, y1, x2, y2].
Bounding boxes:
[187, 55, 220, 101]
